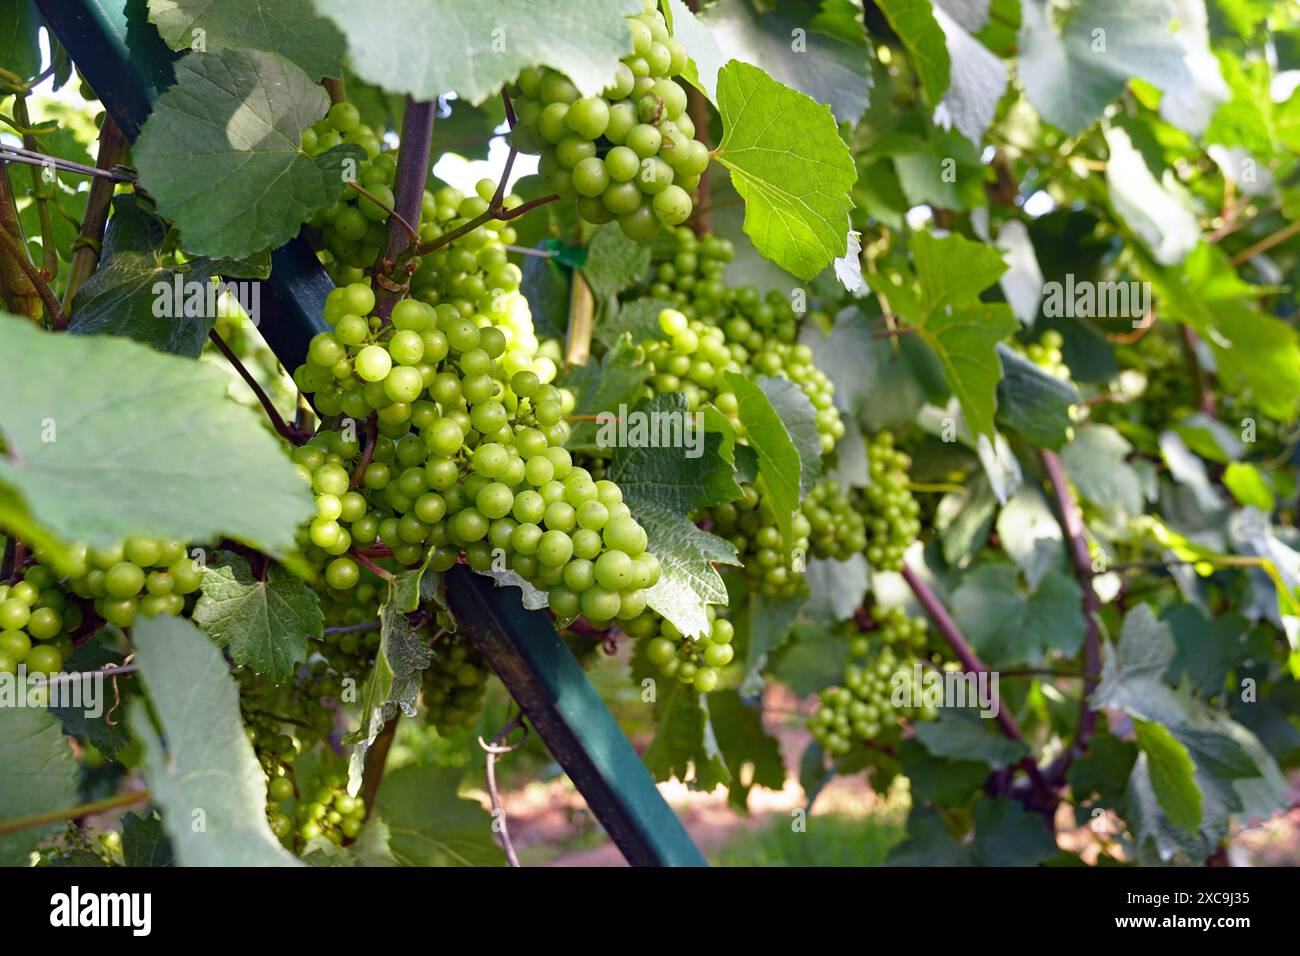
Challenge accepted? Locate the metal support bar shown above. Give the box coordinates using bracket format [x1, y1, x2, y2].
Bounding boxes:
[446, 567, 706, 867]
[38, 0, 707, 867]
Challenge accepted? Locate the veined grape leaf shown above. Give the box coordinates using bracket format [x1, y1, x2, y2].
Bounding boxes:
[932, 5, 1007, 145]
[1104, 124, 1198, 267]
[374, 765, 503, 866]
[1060, 424, 1145, 518]
[665, 0, 728, 104]
[1018, 0, 1194, 135]
[561, 338, 652, 454]
[609, 394, 741, 638]
[0, 0, 41, 82]
[726, 372, 804, 549]
[47, 630, 134, 761]
[121, 811, 176, 867]
[0, 317, 314, 562]
[714, 61, 857, 281]
[700, 0, 873, 124]
[968, 797, 1060, 866]
[709, 690, 785, 812]
[995, 344, 1079, 450]
[134, 49, 363, 259]
[594, 296, 674, 349]
[1132, 718, 1201, 834]
[192, 551, 323, 682]
[913, 710, 1029, 770]
[738, 590, 808, 689]
[995, 485, 1065, 588]
[874, 0, 951, 106]
[0, 707, 79, 867]
[312, 0, 641, 104]
[347, 559, 434, 794]
[803, 554, 870, 625]
[950, 564, 1085, 665]
[642, 680, 731, 790]
[760, 375, 822, 496]
[131, 615, 302, 866]
[580, 222, 652, 303]
[69, 195, 216, 358]
[147, 0, 345, 79]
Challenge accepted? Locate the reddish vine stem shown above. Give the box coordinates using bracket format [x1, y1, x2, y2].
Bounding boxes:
[901, 563, 1055, 804]
[1041, 449, 1103, 766]
[350, 413, 378, 489]
[61, 116, 127, 311]
[0, 216, 64, 328]
[349, 548, 394, 582]
[480, 713, 528, 867]
[206, 329, 301, 444]
[372, 97, 436, 323]
[0, 788, 150, 837]
[359, 715, 399, 819]
[347, 181, 419, 241]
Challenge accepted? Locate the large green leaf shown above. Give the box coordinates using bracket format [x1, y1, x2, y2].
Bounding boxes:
[609, 394, 742, 638]
[1059, 424, 1146, 518]
[134, 49, 363, 259]
[932, 5, 1009, 146]
[665, 0, 728, 103]
[714, 61, 857, 281]
[69, 195, 216, 357]
[0, 318, 314, 562]
[642, 680, 731, 789]
[875, 0, 950, 106]
[374, 765, 503, 866]
[131, 615, 303, 866]
[1132, 718, 1201, 834]
[0, 0, 41, 82]
[192, 551, 323, 682]
[950, 564, 1086, 666]
[913, 710, 1030, 770]
[312, 0, 641, 103]
[0, 708, 79, 866]
[726, 372, 804, 550]
[1018, 0, 1193, 134]
[147, 0, 346, 79]
[700, 0, 872, 124]
[709, 690, 785, 811]
[994, 344, 1080, 450]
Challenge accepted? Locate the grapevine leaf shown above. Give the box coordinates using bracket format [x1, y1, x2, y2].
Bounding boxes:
[347, 561, 434, 793]
[888, 807, 974, 865]
[913, 710, 1030, 770]
[0, 707, 79, 867]
[969, 797, 1060, 866]
[708, 690, 786, 812]
[898, 738, 988, 806]
[1067, 733, 1137, 810]
[1164, 604, 1251, 692]
[121, 811, 176, 867]
[1223, 462, 1274, 511]
[1017, 0, 1194, 134]
[1132, 718, 1202, 834]
[0, 318, 315, 562]
[69, 195, 216, 357]
[561, 338, 652, 453]
[803, 554, 870, 624]
[714, 61, 857, 281]
[643, 681, 731, 789]
[609, 394, 741, 638]
[519, 255, 570, 342]
[133, 49, 364, 259]
[738, 590, 808, 688]
[665, 0, 728, 103]
[1060, 424, 1146, 518]
[430, 97, 506, 162]
[994, 344, 1080, 451]
[798, 309, 879, 416]
[767, 622, 849, 695]
[1104, 124, 1199, 266]
[0, 0, 41, 82]
[131, 615, 303, 866]
[47, 631, 134, 761]
[594, 296, 674, 349]
[951, 564, 1086, 665]
[995, 486, 1065, 589]
[312, 0, 642, 104]
[932, 5, 1008, 146]
[374, 765, 504, 866]
[700, 0, 873, 124]
[580, 222, 652, 303]
[874, 0, 951, 106]
[147, 0, 346, 79]
[192, 551, 323, 682]
[760, 376, 823, 496]
[725, 372, 803, 549]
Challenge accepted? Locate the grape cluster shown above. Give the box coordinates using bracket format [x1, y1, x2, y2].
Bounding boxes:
[421, 631, 489, 735]
[709, 482, 811, 599]
[303, 102, 392, 284]
[0, 563, 78, 676]
[856, 431, 920, 572]
[507, 1, 708, 238]
[1025, 329, 1070, 381]
[803, 480, 867, 561]
[810, 606, 936, 756]
[631, 606, 734, 694]
[265, 769, 367, 845]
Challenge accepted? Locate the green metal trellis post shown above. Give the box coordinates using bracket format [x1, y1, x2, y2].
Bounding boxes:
[36, 0, 706, 867]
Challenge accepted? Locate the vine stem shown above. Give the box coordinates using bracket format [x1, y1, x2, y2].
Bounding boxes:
[0, 215, 64, 328]
[12, 96, 57, 280]
[901, 563, 1055, 804]
[413, 189, 560, 257]
[359, 716, 399, 817]
[349, 548, 394, 582]
[480, 713, 528, 867]
[1228, 218, 1300, 266]
[0, 788, 150, 837]
[372, 97, 436, 323]
[1041, 449, 1103, 764]
[62, 116, 127, 311]
[206, 329, 301, 444]
[686, 82, 712, 236]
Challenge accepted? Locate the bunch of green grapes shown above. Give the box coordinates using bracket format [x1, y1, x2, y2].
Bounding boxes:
[290, 256, 660, 628]
[629, 605, 734, 694]
[855, 431, 920, 572]
[810, 607, 937, 756]
[507, 1, 709, 238]
[802, 479, 867, 561]
[1024, 329, 1071, 381]
[303, 102, 393, 284]
[0, 562, 80, 676]
[708, 482, 811, 599]
[264, 768, 367, 845]
[421, 630, 490, 735]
